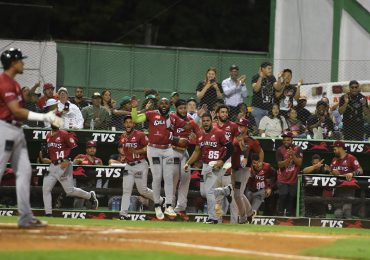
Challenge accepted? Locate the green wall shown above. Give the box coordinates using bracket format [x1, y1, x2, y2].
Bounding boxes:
[56, 41, 269, 104]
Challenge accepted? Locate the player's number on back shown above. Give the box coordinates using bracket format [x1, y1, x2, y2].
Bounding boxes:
[133, 153, 140, 159]
[208, 151, 220, 160]
[256, 181, 265, 190]
[56, 151, 64, 159]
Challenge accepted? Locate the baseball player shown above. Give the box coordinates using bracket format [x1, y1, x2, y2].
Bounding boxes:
[42, 125, 98, 216]
[231, 118, 264, 223]
[0, 48, 63, 228]
[246, 154, 276, 215]
[185, 112, 233, 224]
[213, 104, 239, 223]
[117, 115, 162, 220]
[330, 140, 363, 219]
[170, 99, 201, 220]
[131, 97, 186, 220]
[74, 140, 103, 166]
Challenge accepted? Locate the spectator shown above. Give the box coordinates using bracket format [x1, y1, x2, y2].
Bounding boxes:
[22, 85, 41, 127]
[221, 65, 247, 120]
[186, 97, 198, 120]
[296, 95, 312, 126]
[81, 92, 111, 130]
[101, 89, 117, 115]
[70, 86, 89, 110]
[112, 96, 132, 131]
[321, 96, 342, 139]
[57, 87, 84, 129]
[259, 103, 288, 137]
[42, 98, 58, 128]
[144, 88, 160, 101]
[196, 67, 223, 111]
[339, 80, 369, 141]
[246, 153, 276, 213]
[251, 62, 283, 126]
[169, 92, 180, 113]
[108, 143, 126, 165]
[238, 105, 258, 136]
[275, 69, 302, 117]
[307, 100, 334, 139]
[73, 140, 103, 208]
[37, 83, 57, 110]
[329, 140, 363, 219]
[276, 132, 302, 216]
[286, 107, 306, 138]
[141, 94, 158, 111]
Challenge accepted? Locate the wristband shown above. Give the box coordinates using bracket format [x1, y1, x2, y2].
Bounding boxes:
[28, 111, 46, 122]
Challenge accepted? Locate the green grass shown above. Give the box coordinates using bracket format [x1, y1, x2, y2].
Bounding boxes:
[302, 238, 370, 260]
[0, 250, 255, 260]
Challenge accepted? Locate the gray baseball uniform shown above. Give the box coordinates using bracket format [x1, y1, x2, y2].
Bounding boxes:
[172, 149, 190, 212]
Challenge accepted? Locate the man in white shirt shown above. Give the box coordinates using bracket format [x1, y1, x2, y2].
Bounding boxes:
[57, 87, 84, 129]
[222, 65, 247, 120]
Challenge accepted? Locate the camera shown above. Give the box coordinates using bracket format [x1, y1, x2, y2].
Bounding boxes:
[64, 102, 70, 111]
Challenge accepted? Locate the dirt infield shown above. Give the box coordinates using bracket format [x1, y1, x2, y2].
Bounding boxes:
[0, 224, 350, 259]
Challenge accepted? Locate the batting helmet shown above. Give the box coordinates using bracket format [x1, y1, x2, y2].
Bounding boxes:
[1, 48, 27, 70]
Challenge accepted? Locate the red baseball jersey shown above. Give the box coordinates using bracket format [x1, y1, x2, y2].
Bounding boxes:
[231, 136, 261, 169]
[197, 127, 229, 163]
[74, 154, 102, 165]
[330, 153, 361, 175]
[0, 73, 24, 121]
[170, 113, 201, 142]
[118, 130, 147, 162]
[46, 130, 77, 161]
[146, 110, 172, 145]
[248, 163, 276, 192]
[276, 145, 302, 184]
[213, 120, 239, 141]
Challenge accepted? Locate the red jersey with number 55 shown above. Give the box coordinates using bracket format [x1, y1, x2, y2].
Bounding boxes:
[146, 110, 172, 145]
[46, 130, 77, 161]
[198, 127, 229, 163]
[330, 154, 361, 175]
[0, 73, 24, 121]
[118, 130, 147, 162]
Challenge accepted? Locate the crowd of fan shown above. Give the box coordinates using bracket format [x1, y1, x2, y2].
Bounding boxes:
[22, 62, 370, 141]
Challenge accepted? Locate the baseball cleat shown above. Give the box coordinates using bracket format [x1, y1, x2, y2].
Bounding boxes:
[204, 218, 218, 224]
[238, 215, 248, 224]
[18, 218, 48, 229]
[119, 215, 131, 220]
[155, 206, 164, 220]
[164, 206, 177, 218]
[90, 191, 99, 209]
[178, 211, 190, 221]
[247, 210, 256, 224]
[225, 184, 233, 204]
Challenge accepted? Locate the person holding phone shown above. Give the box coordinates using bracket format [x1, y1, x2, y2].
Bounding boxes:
[57, 87, 84, 129]
[196, 67, 223, 112]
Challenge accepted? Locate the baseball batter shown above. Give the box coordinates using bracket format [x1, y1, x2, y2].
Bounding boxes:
[42, 126, 98, 215]
[117, 115, 161, 220]
[0, 48, 63, 228]
[231, 117, 264, 223]
[185, 112, 233, 224]
[170, 99, 201, 220]
[131, 97, 185, 220]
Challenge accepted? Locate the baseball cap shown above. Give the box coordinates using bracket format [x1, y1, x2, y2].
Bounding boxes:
[299, 95, 307, 100]
[281, 131, 293, 138]
[316, 100, 328, 108]
[187, 97, 197, 104]
[171, 91, 179, 97]
[91, 92, 102, 99]
[175, 99, 187, 107]
[86, 140, 97, 148]
[57, 87, 68, 95]
[236, 118, 249, 127]
[229, 64, 239, 71]
[332, 140, 346, 149]
[43, 83, 55, 91]
[146, 94, 156, 99]
[119, 96, 131, 107]
[44, 98, 58, 108]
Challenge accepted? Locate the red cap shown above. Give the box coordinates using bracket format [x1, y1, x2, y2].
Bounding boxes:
[332, 140, 346, 149]
[281, 131, 293, 138]
[236, 118, 249, 127]
[43, 83, 54, 90]
[86, 140, 97, 148]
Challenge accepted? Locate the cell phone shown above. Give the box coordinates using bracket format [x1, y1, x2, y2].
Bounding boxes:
[210, 79, 216, 84]
[64, 102, 70, 111]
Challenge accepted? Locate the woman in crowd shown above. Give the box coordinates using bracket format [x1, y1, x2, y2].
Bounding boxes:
[101, 89, 117, 115]
[286, 107, 306, 138]
[259, 103, 288, 137]
[196, 67, 223, 111]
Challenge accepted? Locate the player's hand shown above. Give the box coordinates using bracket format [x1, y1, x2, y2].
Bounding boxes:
[241, 158, 248, 168]
[60, 160, 70, 170]
[265, 188, 272, 197]
[131, 96, 138, 108]
[314, 159, 325, 169]
[213, 160, 224, 170]
[145, 100, 154, 110]
[184, 163, 190, 172]
[74, 159, 83, 165]
[178, 138, 189, 147]
[332, 169, 340, 176]
[345, 172, 353, 181]
[197, 104, 208, 117]
[44, 111, 64, 128]
[297, 79, 303, 86]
